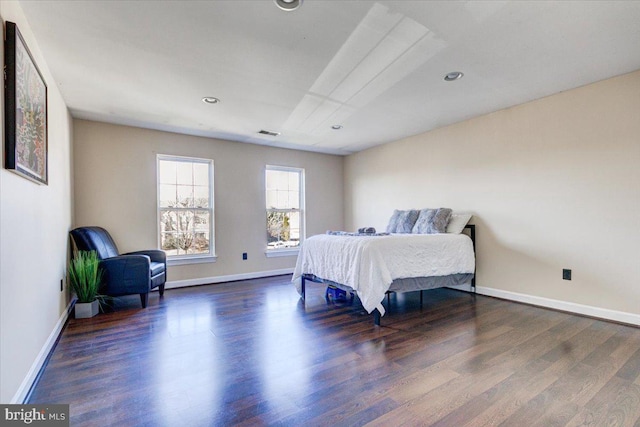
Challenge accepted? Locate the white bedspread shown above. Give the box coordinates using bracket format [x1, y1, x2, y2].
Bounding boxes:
[292, 233, 475, 316]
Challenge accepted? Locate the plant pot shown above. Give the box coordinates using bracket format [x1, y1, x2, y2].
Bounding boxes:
[75, 300, 99, 318]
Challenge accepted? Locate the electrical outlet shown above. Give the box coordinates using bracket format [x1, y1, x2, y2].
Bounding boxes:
[242, 252, 248, 260]
[563, 269, 572, 281]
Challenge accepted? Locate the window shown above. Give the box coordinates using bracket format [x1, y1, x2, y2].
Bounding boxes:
[266, 166, 304, 255]
[157, 155, 214, 261]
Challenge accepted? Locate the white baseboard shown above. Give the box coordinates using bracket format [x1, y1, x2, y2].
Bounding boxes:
[163, 268, 295, 290]
[476, 286, 640, 326]
[12, 300, 74, 403]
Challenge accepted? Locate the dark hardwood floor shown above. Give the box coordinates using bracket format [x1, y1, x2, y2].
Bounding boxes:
[28, 275, 640, 426]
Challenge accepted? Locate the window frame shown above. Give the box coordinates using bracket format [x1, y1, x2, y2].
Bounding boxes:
[157, 154, 216, 265]
[265, 165, 305, 257]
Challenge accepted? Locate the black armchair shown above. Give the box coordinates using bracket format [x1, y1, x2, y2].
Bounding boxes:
[69, 226, 166, 308]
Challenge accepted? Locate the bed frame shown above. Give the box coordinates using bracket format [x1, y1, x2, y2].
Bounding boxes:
[301, 224, 476, 326]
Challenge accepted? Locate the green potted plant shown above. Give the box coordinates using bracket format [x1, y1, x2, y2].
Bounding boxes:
[68, 250, 103, 318]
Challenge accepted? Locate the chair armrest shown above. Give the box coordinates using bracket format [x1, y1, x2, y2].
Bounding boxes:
[123, 250, 166, 264]
[99, 255, 151, 295]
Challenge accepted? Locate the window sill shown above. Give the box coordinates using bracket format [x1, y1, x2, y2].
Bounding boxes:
[167, 255, 218, 266]
[265, 248, 300, 258]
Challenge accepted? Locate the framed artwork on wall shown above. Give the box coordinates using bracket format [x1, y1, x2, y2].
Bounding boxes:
[4, 21, 48, 185]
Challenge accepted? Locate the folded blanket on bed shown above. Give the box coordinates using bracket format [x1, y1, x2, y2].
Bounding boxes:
[326, 230, 389, 236]
[358, 227, 377, 234]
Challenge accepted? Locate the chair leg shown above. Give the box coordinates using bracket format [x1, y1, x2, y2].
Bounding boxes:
[140, 293, 148, 308]
[159, 284, 165, 297]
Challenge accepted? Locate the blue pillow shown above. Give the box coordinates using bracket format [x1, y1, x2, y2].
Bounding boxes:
[428, 208, 452, 233]
[412, 208, 453, 234]
[394, 210, 420, 233]
[385, 210, 402, 233]
[412, 209, 437, 234]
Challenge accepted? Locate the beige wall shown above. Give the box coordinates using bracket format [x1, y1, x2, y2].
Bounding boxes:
[73, 120, 344, 282]
[345, 70, 640, 316]
[0, 3, 74, 402]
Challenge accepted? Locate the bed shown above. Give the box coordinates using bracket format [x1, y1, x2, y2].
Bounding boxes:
[292, 221, 476, 326]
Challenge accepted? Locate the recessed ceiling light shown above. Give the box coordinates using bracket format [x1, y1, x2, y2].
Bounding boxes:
[444, 71, 464, 81]
[274, 0, 303, 12]
[331, 125, 343, 130]
[202, 96, 220, 104]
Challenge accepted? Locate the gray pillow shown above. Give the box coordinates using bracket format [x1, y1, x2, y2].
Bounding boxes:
[428, 208, 453, 234]
[412, 209, 437, 234]
[395, 209, 420, 233]
[385, 210, 402, 233]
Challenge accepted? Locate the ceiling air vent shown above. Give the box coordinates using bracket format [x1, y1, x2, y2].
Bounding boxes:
[258, 130, 280, 136]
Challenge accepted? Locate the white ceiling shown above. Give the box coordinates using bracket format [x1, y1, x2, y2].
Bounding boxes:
[18, 0, 640, 155]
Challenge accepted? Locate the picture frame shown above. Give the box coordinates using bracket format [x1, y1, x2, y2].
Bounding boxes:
[4, 21, 48, 185]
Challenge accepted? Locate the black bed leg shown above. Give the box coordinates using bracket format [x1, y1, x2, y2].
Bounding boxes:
[374, 309, 381, 326]
[465, 223, 477, 295]
[301, 276, 306, 304]
[420, 290, 423, 307]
